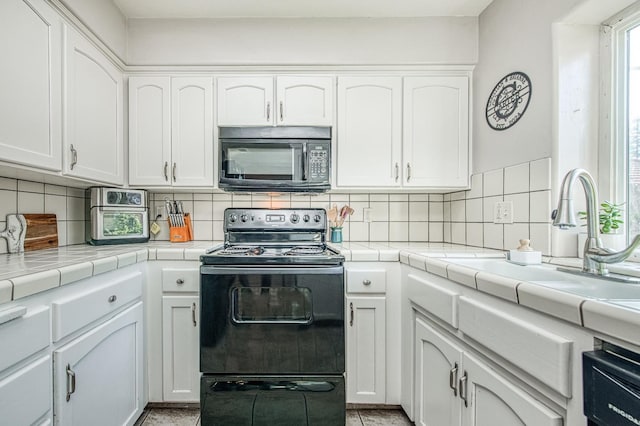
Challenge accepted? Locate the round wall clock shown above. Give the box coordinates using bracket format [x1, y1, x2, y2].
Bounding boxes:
[485, 71, 532, 131]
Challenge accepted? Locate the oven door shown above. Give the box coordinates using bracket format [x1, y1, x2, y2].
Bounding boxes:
[199, 266, 345, 374]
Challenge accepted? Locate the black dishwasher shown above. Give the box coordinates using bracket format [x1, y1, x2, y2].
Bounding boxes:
[583, 342, 640, 425]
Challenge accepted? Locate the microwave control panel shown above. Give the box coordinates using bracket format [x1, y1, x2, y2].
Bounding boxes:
[308, 145, 329, 182]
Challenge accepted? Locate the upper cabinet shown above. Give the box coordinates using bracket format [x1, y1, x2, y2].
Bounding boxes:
[128, 76, 213, 187]
[63, 25, 124, 185]
[336, 74, 470, 190]
[216, 76, 333, 126]
[336, 77, 403, 187]
[0, 0, 62, 171]
[403, 76, 469, 188]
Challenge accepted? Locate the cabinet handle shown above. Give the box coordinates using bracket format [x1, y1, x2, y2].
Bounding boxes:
[172, 162, 177, 182]
[192, 302, 197, 327]
[176, 278, 184, 285]
[362, 279, 371, 286]
[164, 161, 169, 181]
[70, 144, 78, 170]
[66, 364, 76, 402]
[406, 163, 411, 182]
[108, 295, 117, 303]
[349, 302, 354, 326]
[279, 101, 284, 122]
[395, 163, 399, 182]
[266, 102, 271, 121]
[459, 372, 468, 407]
[449, 363, 458, 396]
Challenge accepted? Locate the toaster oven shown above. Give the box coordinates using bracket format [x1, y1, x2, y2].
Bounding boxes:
[86, 187, 149, 245]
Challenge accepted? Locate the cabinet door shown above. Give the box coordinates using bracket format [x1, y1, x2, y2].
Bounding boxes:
[162, 295, 200, 402]
[414, 318, 463, 426]
[461, 352, 563, 426]
[346, 296, 386, 404]
[0, 355, 52, 426]
[171, 77, 214, 186]
[217, 76, 274, 126]
[337, 77, 402, 187]
[403, 76, 469, 188]
[0, 0, 62, 171]
[276, 76, 333, 126]
[63, 26, 123, 185]
[54, 303, 143, 426]
[128, 76, 172, 185]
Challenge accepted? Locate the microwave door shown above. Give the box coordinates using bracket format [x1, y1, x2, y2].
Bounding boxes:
[221, 141, 304, 184]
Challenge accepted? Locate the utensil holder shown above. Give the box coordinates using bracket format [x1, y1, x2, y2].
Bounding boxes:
[330, 227, 343, 243]
[168, 213, 193, 243]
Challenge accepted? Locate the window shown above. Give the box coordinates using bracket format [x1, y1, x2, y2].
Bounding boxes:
[627, 23, 640, 237]
[613, 8, 640, 241]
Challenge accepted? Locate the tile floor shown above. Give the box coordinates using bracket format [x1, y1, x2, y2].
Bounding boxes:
[135, 407, 413, 425]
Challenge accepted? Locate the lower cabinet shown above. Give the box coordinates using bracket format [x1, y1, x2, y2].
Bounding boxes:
[414, 315, 562, 426]
[162, 295, 200, 401]
[0, 355, 52, 425]
[346, 296, 386, 404]
[53, 302, 144, 426]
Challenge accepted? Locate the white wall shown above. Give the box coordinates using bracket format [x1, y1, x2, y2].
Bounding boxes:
[126, 17, 478, 65]
[59, 0, 127, 60]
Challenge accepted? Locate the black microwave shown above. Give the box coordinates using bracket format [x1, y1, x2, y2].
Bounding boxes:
[218, 126, 331, 193]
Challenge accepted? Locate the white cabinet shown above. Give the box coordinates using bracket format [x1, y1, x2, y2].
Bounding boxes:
[63, 25, 124, 185]
[461, 352, 562, 426]
[162, 295, 200, 402]
[414, 316, 562, 426]
[336, 76, 402, 187]
[54, 302, 144, 426]
[216, 76, 333, 126]
[414, 317, 462, 426]
[336, 75, 470, 189]
[345, 266, 388, 404]
[403, 76, 469, 188]
[128, 76, 214, 187]
[0, 355, 52, 426]
[346, 296, 386, 404]
[0, 0, 62, 171]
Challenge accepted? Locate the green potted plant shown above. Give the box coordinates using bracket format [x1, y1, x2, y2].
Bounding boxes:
[577, 201, 625, 256]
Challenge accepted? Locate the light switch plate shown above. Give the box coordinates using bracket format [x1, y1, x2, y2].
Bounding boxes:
[494, 201, 514, 224]
[363, 208, 372, 223]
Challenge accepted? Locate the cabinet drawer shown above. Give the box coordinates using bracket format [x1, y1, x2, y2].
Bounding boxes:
[0, 305, 50, 372]
[346, 269, 386, 293]
[407, 273, 459, 328]
[458, 296, 573, 397]
[162, 268, 199, 292]
[52, 270, 142, 342]
[0, 355, 51, 425]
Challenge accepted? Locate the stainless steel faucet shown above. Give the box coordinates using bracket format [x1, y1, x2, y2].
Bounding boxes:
[552, 168, 640, 280]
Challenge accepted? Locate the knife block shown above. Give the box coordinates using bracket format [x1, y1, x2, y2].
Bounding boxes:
[168, 213, 193, 243]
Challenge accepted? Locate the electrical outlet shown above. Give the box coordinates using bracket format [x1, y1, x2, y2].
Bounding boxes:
[493, 201, 513, 224]
[155, 206, 164, 220]
[363, 208, 372, 223]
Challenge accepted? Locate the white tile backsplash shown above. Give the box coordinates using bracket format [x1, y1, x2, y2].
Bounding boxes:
[389, 202, 409, 221]
[504, 162, 530, 194]
[504, 193, 529, 223]
[466, 223, 483, 247]
[504, 223, 530, 250]
[466, 173, 483, 199]
[530, 223, 552, 255]
[530, 190, 552, 223]
[483, 223, 504, 250]
[451, 223, 466, 244]
[530, 158, 552, 191]
[18, 192, 44, 213]
[409, 202, 428, 221]
[465, 198, 483, 223]
[409, 222, 429, 241]
[451, 200, 466, 222]
[483, 169, 504, 197]
[389, 222, 409, 241]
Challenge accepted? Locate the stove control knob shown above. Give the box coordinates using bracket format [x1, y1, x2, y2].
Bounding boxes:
[240, 214, 249, 222]
[313, 214, 322, 223]
[290, 213, 300, 224]
[303, 214, 310, 222]
[229, 213, 238, 223]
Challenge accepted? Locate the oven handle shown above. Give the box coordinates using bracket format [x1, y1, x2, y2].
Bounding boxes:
[201, 266, 344, 275]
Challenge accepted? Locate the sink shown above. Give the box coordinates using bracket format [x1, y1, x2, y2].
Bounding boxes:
[444, 258, 640, 300]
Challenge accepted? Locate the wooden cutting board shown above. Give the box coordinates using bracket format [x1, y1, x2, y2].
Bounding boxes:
[23, 214, 58, 251]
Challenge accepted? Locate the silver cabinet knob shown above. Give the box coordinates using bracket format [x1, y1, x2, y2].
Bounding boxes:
[176, 278, 185, 285]
[108, 295, 117, 303]
[363, 279, 372, 286]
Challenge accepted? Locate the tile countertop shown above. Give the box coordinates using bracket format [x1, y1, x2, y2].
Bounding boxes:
[0, 241, 639, 346]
